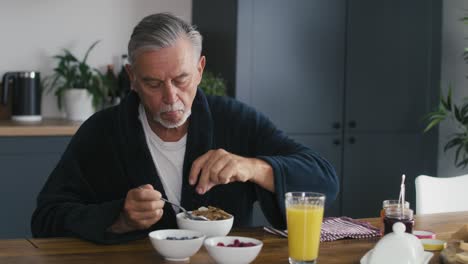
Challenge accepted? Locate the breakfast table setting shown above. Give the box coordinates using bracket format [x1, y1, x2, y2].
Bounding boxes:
[0, 210, 467, 264]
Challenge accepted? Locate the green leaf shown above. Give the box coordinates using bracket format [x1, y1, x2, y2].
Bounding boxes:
[461, 103, 468, 119]
[447, 86, 453, 111]
[63, 49, 78, 62]
[440, 97, 450, 112]
[455, 144, 464, 166]
[424, 111, 446, 121]
[424, 117, 444, 133]
[82, 40, 100, 64]
[444, 138, 462, 152]
[456, 156, 468, 168]
[455, 105, 463, 122]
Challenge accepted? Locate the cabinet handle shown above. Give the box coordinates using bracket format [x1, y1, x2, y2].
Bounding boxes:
[333, 139, 341, 145]
[332, 122, 341, 130]
[348, 137, 356, 144]
[348, 121, 356, 128]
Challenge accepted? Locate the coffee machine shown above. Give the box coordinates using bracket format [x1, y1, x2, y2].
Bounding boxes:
[1, 71, 42, 122]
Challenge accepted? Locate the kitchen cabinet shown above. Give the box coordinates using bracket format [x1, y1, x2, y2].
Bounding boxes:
[340, 0, 441, 217]
[193, 0, 441, 218]
[0, 137, 70, 238]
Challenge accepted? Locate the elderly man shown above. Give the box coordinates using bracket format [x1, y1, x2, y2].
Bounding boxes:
[31, 13, 338, 244]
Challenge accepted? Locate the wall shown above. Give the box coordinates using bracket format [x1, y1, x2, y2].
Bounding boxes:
[0, 0, 191, 118]
[438, 0, 468, 177]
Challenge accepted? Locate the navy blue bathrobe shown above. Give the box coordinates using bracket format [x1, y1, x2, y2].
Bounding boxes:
[31, 89, 338, 244]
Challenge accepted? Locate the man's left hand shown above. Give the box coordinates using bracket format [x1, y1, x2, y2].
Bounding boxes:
[188, 149, 274, 194]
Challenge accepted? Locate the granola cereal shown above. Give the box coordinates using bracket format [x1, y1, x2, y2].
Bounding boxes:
[191, 206, 232, 220]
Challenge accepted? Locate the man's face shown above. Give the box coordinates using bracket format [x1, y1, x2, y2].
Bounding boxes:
[127, 37, 205, 128]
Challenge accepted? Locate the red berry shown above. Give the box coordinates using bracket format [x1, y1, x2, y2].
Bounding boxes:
[217, 242, 225, 247]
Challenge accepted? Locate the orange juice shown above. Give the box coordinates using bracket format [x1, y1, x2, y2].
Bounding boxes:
[286, 205, 324, 261]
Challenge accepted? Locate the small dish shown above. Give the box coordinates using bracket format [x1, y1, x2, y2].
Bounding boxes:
[204, 236, 263, 264]
[420, 239, 446, 251]
[148, 229, 205, 261]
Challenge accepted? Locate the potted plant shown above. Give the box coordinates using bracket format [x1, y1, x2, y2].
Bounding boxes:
[424, 16, 468, 169]
[46, 41, 108, 121]
[425, 88, 468, 168]
[199, 71, 227, 96]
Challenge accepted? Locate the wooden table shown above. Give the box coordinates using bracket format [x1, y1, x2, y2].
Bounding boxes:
[0, 211, 466, 263]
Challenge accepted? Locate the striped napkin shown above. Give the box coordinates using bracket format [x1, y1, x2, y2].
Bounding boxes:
[320, 217, 381, 242]
[263, 217, 381, 242]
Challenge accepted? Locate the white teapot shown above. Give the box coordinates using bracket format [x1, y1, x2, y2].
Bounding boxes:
[361, 222, 433, 264]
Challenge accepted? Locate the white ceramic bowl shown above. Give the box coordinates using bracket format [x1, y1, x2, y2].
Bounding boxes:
[204, 236, 263, 264]
[148, 229, 205, 261]
[176, 212, 234, 237]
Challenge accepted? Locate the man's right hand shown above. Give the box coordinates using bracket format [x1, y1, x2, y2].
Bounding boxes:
[109, 184, 165, 234]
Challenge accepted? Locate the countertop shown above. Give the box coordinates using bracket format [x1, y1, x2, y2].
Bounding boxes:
[0, 118, 81, 136]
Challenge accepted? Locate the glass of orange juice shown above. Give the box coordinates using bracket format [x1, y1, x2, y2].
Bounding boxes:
[285, 192, 325, 264]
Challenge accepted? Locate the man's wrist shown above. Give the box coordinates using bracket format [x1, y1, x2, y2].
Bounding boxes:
[249, 158, 275, 192]
[107, 213, 134, 234]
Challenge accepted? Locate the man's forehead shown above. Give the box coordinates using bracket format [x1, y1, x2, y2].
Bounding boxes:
[134, 50, 196, 71]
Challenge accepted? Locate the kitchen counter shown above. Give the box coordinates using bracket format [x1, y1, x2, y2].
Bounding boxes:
[0, 118, 80, 136]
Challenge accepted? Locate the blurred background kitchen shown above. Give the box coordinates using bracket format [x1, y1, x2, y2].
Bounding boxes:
[0, 0, 467, 239]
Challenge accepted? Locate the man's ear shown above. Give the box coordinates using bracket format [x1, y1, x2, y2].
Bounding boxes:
[125, 64, 136, 90]
[196, 56, 206, 83]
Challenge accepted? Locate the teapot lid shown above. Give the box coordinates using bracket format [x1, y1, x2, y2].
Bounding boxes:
[368, 222, 424, 264]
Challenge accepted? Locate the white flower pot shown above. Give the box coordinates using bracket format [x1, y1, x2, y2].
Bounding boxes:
[63, 89, 94, 121]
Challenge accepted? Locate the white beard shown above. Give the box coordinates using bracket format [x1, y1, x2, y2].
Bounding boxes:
[153, 101, 191, 128]
[153, 109, 191, 128]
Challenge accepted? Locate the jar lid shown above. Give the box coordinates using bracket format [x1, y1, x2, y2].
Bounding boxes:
[413, 230, 436, 239]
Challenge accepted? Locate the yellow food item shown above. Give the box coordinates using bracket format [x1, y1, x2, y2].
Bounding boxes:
[286, 205, 324, 261]
[456, 252, 468, 263]
[460, 241, 468, 252]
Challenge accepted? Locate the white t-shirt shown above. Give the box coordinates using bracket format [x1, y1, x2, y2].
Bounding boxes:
[138, 104, 186, 212]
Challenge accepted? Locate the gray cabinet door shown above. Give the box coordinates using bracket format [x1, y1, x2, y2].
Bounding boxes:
[345, 0, 440, 133]
[341, 133, 430, 218]
[0, 137, 70, 238]
[237, 0, 346, 134]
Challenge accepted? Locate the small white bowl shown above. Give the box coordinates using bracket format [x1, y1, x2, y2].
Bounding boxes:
[148, 229, 205, 261]
[176, 212, 234, 237]
[204, 236, 263, 264]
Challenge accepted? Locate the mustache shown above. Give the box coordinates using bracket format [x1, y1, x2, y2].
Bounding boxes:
[158, 101, 185, 113]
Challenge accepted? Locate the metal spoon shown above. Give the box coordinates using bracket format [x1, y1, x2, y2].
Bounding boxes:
[160, 197, 209, 221]
[263, 226, 288, 238]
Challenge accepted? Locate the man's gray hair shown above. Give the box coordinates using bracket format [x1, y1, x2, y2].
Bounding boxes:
[128, 13, 202, 64]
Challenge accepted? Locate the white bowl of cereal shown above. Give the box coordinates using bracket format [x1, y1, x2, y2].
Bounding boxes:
[176, 206, 234, 237]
